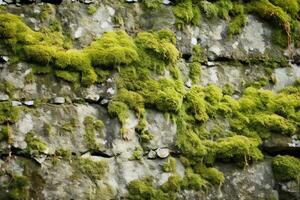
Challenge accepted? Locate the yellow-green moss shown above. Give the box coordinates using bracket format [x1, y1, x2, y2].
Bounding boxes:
[0, 175, 30, 200]
[143, 0, 162, 9]
[78, 158, 107, 181]
[216, 135, 263, 165]
[0, 124, 13, 144]
[84, 116, 100, 151]
[172, 0, 201, 29]
[162, 157, 177, 173]
[127, 177, 170, 200]
[87, 5, 97, 15]
[0, 102, 20, 124]
[85, 31, 139, 68]
[272, 155, 300, 182]
[129, 146, 144, 160]
[25, 132, 47, 156]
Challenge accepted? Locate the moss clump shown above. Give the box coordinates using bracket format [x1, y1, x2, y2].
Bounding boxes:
[272, 155, 300, 182]
[181, 168, 207, 190]
[127, 177, 169, 200]
[189, 62, 201, 84]
[161, 175, 181, 193]
[162, 157, 177, 173]
[84, 116, 101, 151]
[135, 31, 179, 65]
[270, 0, 299, 17]
[216, 135, 263, 165]
[129, 146, 144, 160]
[184, 86, 208, 123]
[85, 31, 139, 68]
[199, 1, 219, 19]
[87, 5, 97, 15]
[108, 101, 129, 126]
[172, 0, 201, 28]
[55, 70, 80, 83]
[228, 3, 246, 37]
[0, 102, 20, 124]
[0, 125, 13, 144]
[0, 81, 15, 97]
[78, 158, 107, 181]
[24, 72, 35, 84]
[143, 0, 162, 9]
[25, 132, 47, 156]
[247, 0, 291, 45]
[194, 164, 225, 186]
[0, 175, 30, 200]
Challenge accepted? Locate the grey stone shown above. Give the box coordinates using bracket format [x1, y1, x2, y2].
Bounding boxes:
[101, 99, 109, 105]
[53, 97, 65, 104]
[163, 0, 171, 4]
[156, 148, 170, 158]
[3, 0, 13, 4]
[84, 94, 100, 102]
[147, 150, 157, 159]
[0, 94, 9, 101]
[23, 100, 34, 106]
[125, 0, 138, 2]
[12, 101, 22, 107]
[0, 56, 9, 63]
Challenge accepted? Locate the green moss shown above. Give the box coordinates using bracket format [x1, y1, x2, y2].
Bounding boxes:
[181, 168, 207, 190]
[184, 86, 208, 122]
[135, 31, 179, 64]
[87, 5, 97, 15]
[127, 177, 169, 200]
[84, 116, 100, 151]
[129, 146, 144, 160]
[272, 27, 289, 47]
[200, 1, 219, 19]
[94, 120, 104, 132]
[85, 31, 139, 68]
[108, 101, 129, 126]
[222, 83, 234, 96]
[272, 155, 300, 182]
[4, 175, 30, 200]
[32, 65, 52, 75]
[172, 0, 201, 28]
[228, 3, 246, 37]
[194, 164, 224, 186]
[216, 0, 233, 20]
[78, 158, 107, 181]
[270, 0, 299, 17]
[143, 0, 162, 9]
[23, 45, 57, 65]
[55, 148, 72, 160]
[49, 19, 62, 32]
[251, 113, 297, 137]
[55, 70, 80, 83]
[161, 175, 181, 193]
[162, 157, 177, 173]
[216, 135, 263, 165]
[189, 62, 201, 84]
[0, 124, 13, 144]
[0, 102, 20, 124]
[25, 132, 47, 156]
[43, 122, 52, 136]
[24, 72, 35, 84]
[0, 81, 15, 97]
[247, 0, 291, 44]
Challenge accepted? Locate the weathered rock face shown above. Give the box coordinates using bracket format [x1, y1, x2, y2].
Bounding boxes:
[0, 1, 300, 200]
